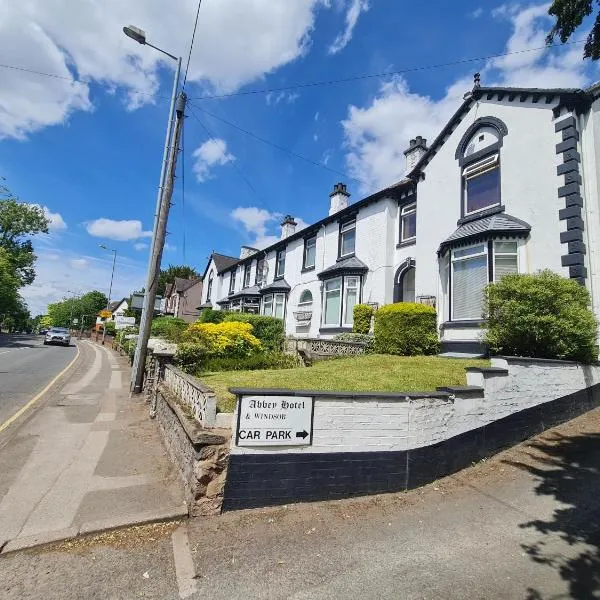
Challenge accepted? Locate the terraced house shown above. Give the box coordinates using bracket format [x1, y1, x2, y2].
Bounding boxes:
[200, 76, 600, 354]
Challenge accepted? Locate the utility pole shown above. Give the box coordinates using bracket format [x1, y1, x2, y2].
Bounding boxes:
[131, 91, 187, 393]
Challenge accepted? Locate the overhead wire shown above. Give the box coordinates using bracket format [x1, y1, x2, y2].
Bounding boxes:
[189, 101, 358, 182]
[189, 39, 587, 100]
[183, 0, 203, 88]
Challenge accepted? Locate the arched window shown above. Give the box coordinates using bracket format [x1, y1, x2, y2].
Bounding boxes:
[206, 271, 213, 301]
[456, 117, 508, 218]
[298, 290, 313, 306]
[393, 259, 416, 303]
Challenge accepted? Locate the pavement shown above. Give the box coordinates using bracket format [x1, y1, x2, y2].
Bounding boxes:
[1, 400, 599, 598]
[0, 336, 187, 554]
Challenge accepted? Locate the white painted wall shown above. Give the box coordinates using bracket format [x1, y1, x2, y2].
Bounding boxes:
[230, 358, 600, 455]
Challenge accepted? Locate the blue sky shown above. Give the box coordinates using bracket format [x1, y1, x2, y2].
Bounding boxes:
[0, 0, 597, 315]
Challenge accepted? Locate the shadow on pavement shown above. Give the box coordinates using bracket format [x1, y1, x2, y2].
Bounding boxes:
[503, 430, 600, 600]
[0, 334, 40, 349]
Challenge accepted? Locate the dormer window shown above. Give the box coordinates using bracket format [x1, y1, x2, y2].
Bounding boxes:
[463, 154, 500, 215]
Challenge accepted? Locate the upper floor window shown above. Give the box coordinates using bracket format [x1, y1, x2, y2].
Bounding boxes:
[463, 154, 501, 215]
[229, 269, 236, 295]
[206, 271, 213, 301]
[276, 249, 286, 278]
[339, 219, 356, 258]
[303, 236, 316, 270]
[243, 263, 251, 288]
[400, 203, 416, 243]
[255, 258, 266, 285]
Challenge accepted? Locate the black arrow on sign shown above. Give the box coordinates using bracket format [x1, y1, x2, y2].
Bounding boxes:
[296, 430, 309, 439]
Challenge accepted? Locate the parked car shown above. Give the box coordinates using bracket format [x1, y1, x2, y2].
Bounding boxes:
[39, 329, 48, 335]
[44, 327, 71, 347]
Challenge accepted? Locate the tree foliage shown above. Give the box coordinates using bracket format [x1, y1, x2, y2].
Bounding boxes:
[47, 291, 108, 328]
[157, 264, 200, 297]
[547, 0, 600, 60]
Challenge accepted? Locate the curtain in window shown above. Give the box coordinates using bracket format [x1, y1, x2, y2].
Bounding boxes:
[452, 255, 487, 320]
[262, 295, 273, 316]
[274, 294, 285, 318]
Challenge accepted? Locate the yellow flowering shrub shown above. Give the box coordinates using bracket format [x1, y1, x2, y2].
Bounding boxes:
[182, 321, 262, 357]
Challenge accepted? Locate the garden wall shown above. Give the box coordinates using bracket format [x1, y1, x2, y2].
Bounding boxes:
[223, 357, 600, 510]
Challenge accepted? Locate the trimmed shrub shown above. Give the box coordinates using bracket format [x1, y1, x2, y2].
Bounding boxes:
[374, 303, 439, 355]
[197, 308, 227, 324]
[353, 304, 374, 334]
[104, 320, 116, 336]
[485, 270, 598, 363]
[175, 342, 206, 373]
[333, 332, 375, 352]
[202, 352, 301, 372]
[151, 316, 187, 342]
[182, 321, 262, 357]
[223, 313, 285, 351]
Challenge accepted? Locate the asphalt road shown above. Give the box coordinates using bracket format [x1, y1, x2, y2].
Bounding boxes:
[0, 334, 77, 428]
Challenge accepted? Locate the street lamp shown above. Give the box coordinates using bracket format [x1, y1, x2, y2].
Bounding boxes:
[123, 24, 182, 394]
[99, 245, 117, 346]
[66, 289, 79, 331]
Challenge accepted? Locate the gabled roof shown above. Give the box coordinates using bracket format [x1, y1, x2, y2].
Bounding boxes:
[438, 212, 531, 254]
[318, 256, 369, 280]
[213, 253, 239, 273]
[109, 298, 127, 312]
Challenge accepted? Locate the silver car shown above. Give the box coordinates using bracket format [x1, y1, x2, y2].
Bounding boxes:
[44, 327, 71, 346]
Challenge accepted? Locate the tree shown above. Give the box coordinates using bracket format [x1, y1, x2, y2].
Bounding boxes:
[47, 290, 108, 328]
[157, 265, 200, 296]
[547, 0, 600, 60]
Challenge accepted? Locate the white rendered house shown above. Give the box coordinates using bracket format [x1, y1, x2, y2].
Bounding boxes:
[199, 77, 600, 354]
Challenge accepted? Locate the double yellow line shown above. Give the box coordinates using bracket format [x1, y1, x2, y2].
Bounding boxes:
[0, 345, 81, 434]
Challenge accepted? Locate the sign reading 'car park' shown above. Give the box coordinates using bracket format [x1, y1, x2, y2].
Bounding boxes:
[236, 395, 313, 447]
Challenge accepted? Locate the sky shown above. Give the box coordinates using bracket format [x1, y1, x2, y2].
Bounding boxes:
[1, 0, 598, 315]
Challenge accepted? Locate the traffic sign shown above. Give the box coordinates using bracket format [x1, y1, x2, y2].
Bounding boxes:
[236, 395, 313, 447]
[99, 310, 112, 319]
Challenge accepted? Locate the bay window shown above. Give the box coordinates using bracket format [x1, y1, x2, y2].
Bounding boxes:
[339, 219, 356, 258]
[451, 241, 519, 321]
[463, 154, 500, 215]
[322, 275, 361, 328]
[262, 293, 286, 319]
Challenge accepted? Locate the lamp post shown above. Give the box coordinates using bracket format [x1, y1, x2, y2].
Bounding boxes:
[66, 289, 79, 331]
[99, 245, 117, 345]
[124, 24, 183, 393]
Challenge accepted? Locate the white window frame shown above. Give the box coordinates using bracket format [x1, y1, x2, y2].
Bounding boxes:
[274, 293, 285, 319]
[463, 154, 501, 216]
[262, 293, 286, 318]
[492, 241, 519, 282]
[255, 259, 265, 285]
[321, 275, 361, 328]
[343, 276, 359, 326]
[228, 269, 236, 295]
[303, 236, 316, 270]
[206, 271, 213, 301]
[262, 294, 273, 316]
[339, 219, 356, 258]
[276, 250, 286, 278]
[400, 202, 416, 243]
[243, 263, 251, 288]
[298, 290, 313, 307]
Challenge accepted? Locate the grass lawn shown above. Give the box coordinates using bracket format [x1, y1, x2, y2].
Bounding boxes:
[200, 354, 489, 413]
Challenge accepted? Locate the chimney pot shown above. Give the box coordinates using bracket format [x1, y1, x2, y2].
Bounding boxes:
[403, 135, 428, 173]
[474, 72, 481, 88]
[329, 182, 350, 215]
[280, 215, 298, 239]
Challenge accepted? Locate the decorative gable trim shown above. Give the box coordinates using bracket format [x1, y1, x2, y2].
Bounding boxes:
[454, 116, 509, 161]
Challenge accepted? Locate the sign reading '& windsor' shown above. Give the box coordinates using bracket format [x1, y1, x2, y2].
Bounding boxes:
[237, 395, 313, 447]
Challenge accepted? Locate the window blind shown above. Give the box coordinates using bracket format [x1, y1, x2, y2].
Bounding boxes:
[452, 255, 487, 320]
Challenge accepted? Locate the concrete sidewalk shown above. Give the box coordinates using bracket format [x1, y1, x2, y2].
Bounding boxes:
[0, 339, 186, 553]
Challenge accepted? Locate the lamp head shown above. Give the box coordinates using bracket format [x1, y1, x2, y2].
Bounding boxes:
[123, 25, 146, 45]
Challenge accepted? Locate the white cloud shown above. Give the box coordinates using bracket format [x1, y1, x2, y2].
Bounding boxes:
[86, 218, 152, 241]
[193, 139, 235, 182]
[342, 3, 593, 192]
[69, 258, 89, 269]
[469, 7, 484, 19]
[266, 91, 300, 105]
[42, 206, 67, 232]
[314, 112, 320, 121]
[230, 206, 309, 248]
[314, 134, 319, 141]
[329, 0, 369, 54]
[133, 242, 148, 251]
[164, 242, 176, 252]
[22, 248, 146, 316]
[0, 0, 330, 139]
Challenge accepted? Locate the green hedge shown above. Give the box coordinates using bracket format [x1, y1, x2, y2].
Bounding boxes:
[175, 342, 206, 373]
[485, 270, 598, 363]
[150, 316, 187, 342]
[202, 352, 301, 372]
[197, 308, 227, 323]
[374, 303, 439, 355]
[353, 304, 374, 334]
[223, 313, 284, 351]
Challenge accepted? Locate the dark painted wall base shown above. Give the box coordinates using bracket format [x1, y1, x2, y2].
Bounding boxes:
[440, 340, 488, 355]
[222, 383, 600, 511]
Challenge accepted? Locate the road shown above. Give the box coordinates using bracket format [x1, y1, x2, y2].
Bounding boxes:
[0, 334, 77, 428]
[1, 403, 599, 599]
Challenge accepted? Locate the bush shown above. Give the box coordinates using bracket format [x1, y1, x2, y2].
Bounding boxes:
[333, 332, 375, 352]
[485, 270, 598, 363]
[197, 308, 227, 324]
[223, 313, 284, 351]
[175, 342, 206, 373]
[353, 304, 374, 334]
[202, 352, 301, 372]
[374, 303, 439, 355]
[104, 320, 116, 336]
[151, 316, 187, 342]
[182, 321, 262, 357]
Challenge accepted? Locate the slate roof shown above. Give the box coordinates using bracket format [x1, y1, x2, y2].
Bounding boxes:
[318, 256, 369, 280]
[259, 279, 291, 294]
[438, 213, 531, 254]
[108, 298, 127, 312]
[229, 285, 261, 300]
[212, 253, 239, 273]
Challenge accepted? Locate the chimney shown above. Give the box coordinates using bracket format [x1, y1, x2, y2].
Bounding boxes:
[404, 136, 428, 172]
[329, 182, 350, 216]
[280, 215, 297, 239]
[240, 245, 258, 259]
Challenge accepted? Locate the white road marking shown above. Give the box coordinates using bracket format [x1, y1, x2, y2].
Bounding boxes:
[171, 525, 198, 599]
